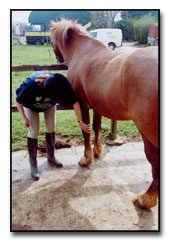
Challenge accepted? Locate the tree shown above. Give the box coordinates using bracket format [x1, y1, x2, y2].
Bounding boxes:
[133, 15, 158, 44]
[91, 11, 107, 29]
[115, 19, 134, 41]
[116, 10, 158, 43]
[91, 11, 120, 29]
[121, 10, 158, 20]
[106, 11, 120, 28]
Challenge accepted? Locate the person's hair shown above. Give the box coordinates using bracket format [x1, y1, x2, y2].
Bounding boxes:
[44, 73, 68, 96]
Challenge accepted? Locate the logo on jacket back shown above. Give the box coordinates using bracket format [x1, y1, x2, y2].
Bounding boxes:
[35, 97, 42, 101]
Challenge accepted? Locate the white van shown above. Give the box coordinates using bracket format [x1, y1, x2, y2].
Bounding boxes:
[89, 28, 123, 50]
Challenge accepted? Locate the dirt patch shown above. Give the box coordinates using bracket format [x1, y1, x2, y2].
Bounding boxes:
[37, 135, 142, 154]
[103, 135, 142, 146]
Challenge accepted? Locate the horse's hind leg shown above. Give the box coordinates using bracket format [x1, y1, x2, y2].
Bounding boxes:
[134, 134, 159, 209]
[79, 104, 93, 167]
[93, 110, 102, 159]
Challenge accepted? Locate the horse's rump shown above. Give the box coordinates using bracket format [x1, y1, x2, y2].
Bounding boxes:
[122, 47, 158, 146]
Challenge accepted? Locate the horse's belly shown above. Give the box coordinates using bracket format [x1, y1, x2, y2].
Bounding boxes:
[88, 95, 130, 120]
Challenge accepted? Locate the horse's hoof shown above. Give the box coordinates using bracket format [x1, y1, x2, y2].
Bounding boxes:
[133, 193, 158, 209]
[93, 146, 102, 159]
[78, 157, 92, 167]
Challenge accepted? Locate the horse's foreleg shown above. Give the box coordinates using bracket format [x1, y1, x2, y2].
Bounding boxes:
[93, 110, 102, 158]
[134, 134, 158, 209]
[79, 105, 92, 167]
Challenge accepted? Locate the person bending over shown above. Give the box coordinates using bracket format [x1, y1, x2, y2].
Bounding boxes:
[16, 71, 90, 181]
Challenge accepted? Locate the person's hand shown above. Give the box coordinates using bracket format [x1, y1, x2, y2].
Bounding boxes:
[22, 117, 30, 128]
[79, 121, 90, 133]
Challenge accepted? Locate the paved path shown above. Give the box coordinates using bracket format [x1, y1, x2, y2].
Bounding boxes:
[117, 42, 141, 54]
[12, 142, 159, 231]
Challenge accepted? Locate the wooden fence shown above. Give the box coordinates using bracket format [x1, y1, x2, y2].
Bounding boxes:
[12, 64, 117, 139]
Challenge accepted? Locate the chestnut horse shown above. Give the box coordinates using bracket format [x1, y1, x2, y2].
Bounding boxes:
[50, 20, 159, 209]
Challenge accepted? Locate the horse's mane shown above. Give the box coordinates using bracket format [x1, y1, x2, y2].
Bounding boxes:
[50, 19, 90, 47]
[50, 19, 105, 48]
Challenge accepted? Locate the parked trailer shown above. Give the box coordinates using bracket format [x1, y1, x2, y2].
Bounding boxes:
[26, 24, 50, 45]
[26, 10, 91, 45]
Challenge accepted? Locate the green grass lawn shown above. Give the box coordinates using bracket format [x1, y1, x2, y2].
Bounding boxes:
[12, 111, 139, 151]
[12, 45, 140, 151]
[12, 45, 57, 65]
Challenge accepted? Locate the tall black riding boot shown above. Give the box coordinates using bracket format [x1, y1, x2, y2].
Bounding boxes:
[27, 137, 39, 181]
[46, 132, 63, 167]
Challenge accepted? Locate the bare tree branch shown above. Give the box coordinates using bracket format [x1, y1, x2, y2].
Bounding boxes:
[91, 11, 120, 29]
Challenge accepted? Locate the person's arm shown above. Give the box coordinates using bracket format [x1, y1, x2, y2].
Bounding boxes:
[16, 102, 30, 128]
[73, 102, 90, 133]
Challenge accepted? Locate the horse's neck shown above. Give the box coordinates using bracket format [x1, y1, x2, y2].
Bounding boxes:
[61, 37, 84, 65]
[63, 36, 123, 66]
